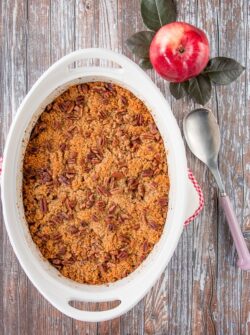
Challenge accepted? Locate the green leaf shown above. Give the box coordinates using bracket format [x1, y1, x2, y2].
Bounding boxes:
[169, 81, 189, 99]
[188, 75, 212, 105]
[139, 58, 153, 69]
[203, 57, 245, 85]
[126, 31, 155, 58]
[141, 0, 177, 31]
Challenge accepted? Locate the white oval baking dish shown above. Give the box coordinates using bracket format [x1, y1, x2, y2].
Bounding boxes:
[1, 48, 199, 322]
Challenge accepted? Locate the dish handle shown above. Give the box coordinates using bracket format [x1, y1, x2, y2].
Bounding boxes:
[45, 289, 133, 322]
[184, 169, 204, 226]
[48, 48, 141, 78]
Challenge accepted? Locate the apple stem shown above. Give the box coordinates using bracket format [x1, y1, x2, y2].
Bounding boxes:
[178, 46, 185, 54]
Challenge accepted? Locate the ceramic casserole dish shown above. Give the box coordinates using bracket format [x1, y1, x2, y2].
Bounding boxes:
[1, 48, 199, 322]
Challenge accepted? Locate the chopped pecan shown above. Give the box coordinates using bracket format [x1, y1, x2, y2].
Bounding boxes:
[130, 135, 142, 145]
[107, 176, 115, 190]
[149, 122, 158, 134]
[62, 259, 75, 265]
[119, 234, 130, 244]
[45, 103, 53, 112]
[96, 200, 106, 211]
[59, 100, 75, 113]
[142, 240, 149, 253]
[127, 177, 139, 191]
[92, 214, 98, 222]
[51, 232, 62, 240]
[108, 203, 117, 214]
[92, 86, 107, 94]
[51, 258, 62, 265]
[65, 171, 76, 179]
[151, 181, 158, 189]
[66, 105, 83, 119]
[141, 169, 154, 178]
[111, 171, 124, 180]
[84, 193, 95, 209]
[60, 143, 67, 152]
[39, 197, 47, 214]
[110, 187, 121, 195]
[65, 198, 77, 211]
[121, 96, 128, 106]
[97, 134, 106, 147]
[154, 153, 162, 162]
[99, 110, 109, 119]
[86, 149, 103, 164]
[67, 152, 78, 164]
[117, 250, 128, 260]
[148, 220, 160, 231]
[98, 263, 108, 273]
[58, 175, 70, 185]
[27, 146, 38, 154]
[97, 186, 110, 196]
[91, 147, 103, 156]
[57, 246, 67, 256]
[23, 166, 36, 179]
[68, 226, 79, 234]
[30, 122, 46, 140]
[133, 114, 144, 126]
[105, 83, 117, 95]
[155, 133, 161, 141]
[140, 133, 155, 141]
[57, 211, 71, 221]
[49, 217, 61, 225]
[134, 224, 140, 230]
[52, 120, 62, 129]
[138, 184, 145, 199]
[67, 125, 78, 134]
[107, 223, 116, 231]
[86, 151, 96, 161]
[158, 197, 167, 207]
[112, 137, 119, 148]
[40, 233, 50, 242]
[75, 95, 85, 106]
[78, 83, 89, 94]
[80, 220, 89, 228]
[119, 212, 130, 221]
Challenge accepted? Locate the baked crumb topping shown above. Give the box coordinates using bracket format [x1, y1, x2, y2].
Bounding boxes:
[22, 82, 169, 284]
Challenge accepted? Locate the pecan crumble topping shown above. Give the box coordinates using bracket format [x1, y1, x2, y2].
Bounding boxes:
[23, 82, 169, 284]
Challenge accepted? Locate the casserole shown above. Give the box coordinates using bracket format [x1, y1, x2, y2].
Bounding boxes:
[1, 48, 199, 321]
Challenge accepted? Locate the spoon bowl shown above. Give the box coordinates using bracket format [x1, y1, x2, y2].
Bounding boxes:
[183, 108, 225, 194]
[183, 108, 220, 165]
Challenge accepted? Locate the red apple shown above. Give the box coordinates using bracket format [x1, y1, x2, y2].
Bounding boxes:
[149, 22, 210, 83]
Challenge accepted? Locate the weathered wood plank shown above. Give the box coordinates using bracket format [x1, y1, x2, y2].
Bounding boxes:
[1, 1, 29, 335]
[189, 1, 219, 335]
[50, 0, 75, 63]
[241, 2, 250, 334]
[216, 0, 249, 334]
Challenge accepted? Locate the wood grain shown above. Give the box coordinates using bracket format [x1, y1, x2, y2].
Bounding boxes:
[0, 0, 249, 334]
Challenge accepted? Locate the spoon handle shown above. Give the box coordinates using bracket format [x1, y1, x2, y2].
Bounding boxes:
[220, 195, 250, 270]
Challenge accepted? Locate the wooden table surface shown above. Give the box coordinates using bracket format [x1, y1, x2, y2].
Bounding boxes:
[0, 0, 249, 334]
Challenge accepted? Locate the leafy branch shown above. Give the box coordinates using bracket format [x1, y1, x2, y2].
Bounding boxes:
[126, 0, 245, 105]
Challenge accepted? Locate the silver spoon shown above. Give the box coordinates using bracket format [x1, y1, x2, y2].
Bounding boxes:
[183, 108, 250, 270]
